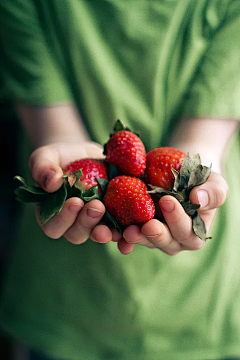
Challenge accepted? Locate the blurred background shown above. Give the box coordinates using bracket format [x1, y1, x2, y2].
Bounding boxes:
[0, 101, 20, 359]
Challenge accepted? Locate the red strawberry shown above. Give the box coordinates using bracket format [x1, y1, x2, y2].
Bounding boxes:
[147, 152, 212, 241]
[146, 147, 186, 190]
[104, 120, 146, 177]
[63, 158, 108, 194]
[103, 175, 155, 226]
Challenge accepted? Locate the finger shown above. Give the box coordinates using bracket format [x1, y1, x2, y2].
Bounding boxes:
[90, 224, 112, 243]
[123, 225, 154, 247]
[29, 146, 63, 192]
[64, 199, 105, 244]
[82, 142, 105, 159]
[35, 197, 84, 239]
[55, 142, 105, 166]
[141, 219, 182, 255]
[189, 172, 228, 211]
[123, 221, 182, 255]
[111, 228, 122, 242]
[159, 196, 204, 250]
[117, 239, 136, 255]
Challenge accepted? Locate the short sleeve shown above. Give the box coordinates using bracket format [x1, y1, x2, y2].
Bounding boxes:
[0, 0, 73, 105]
[181, 3, 240, 120]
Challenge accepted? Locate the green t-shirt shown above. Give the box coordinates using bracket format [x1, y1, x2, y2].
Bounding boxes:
[1, 1, 240, 359]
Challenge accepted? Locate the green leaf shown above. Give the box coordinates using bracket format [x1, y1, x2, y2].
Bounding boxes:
[177, 154, 193, 190]
[73, 169, 83, 182]
[40, 184, 67, 224]
[65, 183, 82, 199]
[14, 175, 46, 195]
[192, 212, 208, 241]
[15, 187, 46, 204]
[100, 210, 124, 235]
[113, 119, 125, 132]
[191, 153, 202, 167]
[173, 154, 211, 197]
[63, 169, 83, 188]
[81, 186, 99, 202]
[112, 119, 140, 137]
[148, 184, 184, 201]
[188, 164, 212, 190]
[148, 153, 212, 242]
[172, 168, 180, 192]
[97, 178, 109, 194]
[182, 201, 200, 216]
[108, 164, 119, 180]
[14, 175, 27, 186]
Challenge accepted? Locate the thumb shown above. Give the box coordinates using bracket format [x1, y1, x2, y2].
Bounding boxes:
[29, 146, 64, 193]
[189, 172, 228, 211]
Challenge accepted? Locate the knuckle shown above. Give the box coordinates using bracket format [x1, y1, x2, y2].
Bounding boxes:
[76, 209, 103, 230]
[152, 234, 171, 249]
[178, 233, 192, 244]
[166, 214, 181, 225]
[125, 233, 145, 244]
[76, 220, 92, 232]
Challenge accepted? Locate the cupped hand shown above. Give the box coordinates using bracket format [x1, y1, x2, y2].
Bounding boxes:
[30, 142, 112, 244]
[29, 144, 228, 255]
[116, 172, 228, 255]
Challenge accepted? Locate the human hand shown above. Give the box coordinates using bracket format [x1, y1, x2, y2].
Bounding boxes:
[29, 142, 112, 244]
[114, 172, 228, 255]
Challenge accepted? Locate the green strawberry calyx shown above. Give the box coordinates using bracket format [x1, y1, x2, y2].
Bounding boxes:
[148, 153, 212, 241]
[14, 166, 122, 231]
[14, 170, 99, 225]
[110, 119, 141, 136]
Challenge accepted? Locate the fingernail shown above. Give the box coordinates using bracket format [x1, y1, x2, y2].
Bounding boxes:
[68, 204, 83, 214]
[87, 208, 104, 218]
[160, 200, 175, 213]
[44, 170, 56, 187]
[142, 233, 161, 240]
[197, 190, 209, 208]
[124, 238, 136, 244]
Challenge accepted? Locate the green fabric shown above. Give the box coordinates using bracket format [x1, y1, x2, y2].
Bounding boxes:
[0, 0, 240, 359]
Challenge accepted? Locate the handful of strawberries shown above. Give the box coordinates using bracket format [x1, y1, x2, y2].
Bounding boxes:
[15, 120, 211, 241]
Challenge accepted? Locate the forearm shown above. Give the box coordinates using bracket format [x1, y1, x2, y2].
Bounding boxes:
[169, 118, 239, 174]
[17, 103, 90, 148]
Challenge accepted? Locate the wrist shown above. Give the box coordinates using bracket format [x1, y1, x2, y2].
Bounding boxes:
[18, 103, 90, 149]
[169, 142, 221, 173]
[37, 134, 89, 148]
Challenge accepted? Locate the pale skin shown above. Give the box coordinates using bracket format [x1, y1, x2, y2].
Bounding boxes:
[18, 104, 239, 255]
